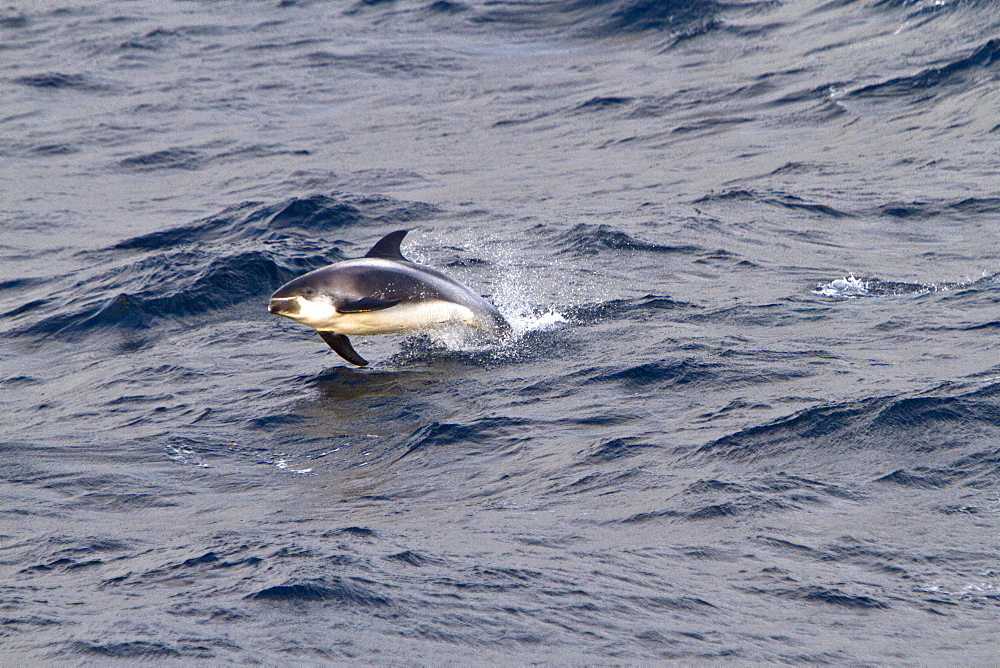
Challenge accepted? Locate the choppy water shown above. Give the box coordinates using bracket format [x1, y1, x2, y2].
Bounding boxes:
[3, 0, 1000, 663]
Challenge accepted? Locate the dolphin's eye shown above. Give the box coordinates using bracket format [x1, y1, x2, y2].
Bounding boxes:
[302, 287, 316, 298]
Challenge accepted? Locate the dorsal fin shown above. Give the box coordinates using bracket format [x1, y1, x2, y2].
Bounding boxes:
[364, 229, 410, 261]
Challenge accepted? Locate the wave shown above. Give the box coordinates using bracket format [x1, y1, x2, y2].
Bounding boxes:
[13, 72, 111, 92]
[1, 193, 440, 341]
[117, 148, 204, 171]
[850, 38, 1000, 102]
[112, 193, 435, 249]
[305, 49, 464, 76]
[692, 189, 852, 218]
[813, 273, 998, 299]
[746, 585, 889, 609]
[550, 223, 702, 256]
[695, 189, 1000, 221]
[583, 355, 813, 393]
[395, 416, 535, 463]
[403, 0, 737, 43]
[570, 294, 699, 324]
[247, 577, 391, 605]
[876, 197, 1000, 219]
[614, 471, 862, 525]
[690, 382, 1000, 488]
[578, 436, 661, 464]
[15, 251, 311, 338]
[592, 360, 721, 388]
[568, 0, 725, 38]
[113, 145, 313, 174]
[69, 641, 183, 659]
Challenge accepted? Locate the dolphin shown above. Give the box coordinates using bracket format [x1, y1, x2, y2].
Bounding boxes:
[268, 229, 510, 366]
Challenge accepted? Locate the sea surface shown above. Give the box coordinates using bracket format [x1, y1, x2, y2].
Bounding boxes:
[3, 0, 1000, 663]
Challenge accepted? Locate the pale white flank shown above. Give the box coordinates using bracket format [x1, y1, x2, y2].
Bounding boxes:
[281, 296, 479, 335]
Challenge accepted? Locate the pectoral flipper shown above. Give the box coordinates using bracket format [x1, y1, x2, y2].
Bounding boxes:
[318, 331, 368, 366]
[336, 297, 402, 313]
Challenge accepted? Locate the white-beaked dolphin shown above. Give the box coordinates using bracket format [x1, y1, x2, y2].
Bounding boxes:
[268, 230, 510, 366]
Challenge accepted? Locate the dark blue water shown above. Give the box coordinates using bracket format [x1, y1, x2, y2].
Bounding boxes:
[3, 0, 1000, 662]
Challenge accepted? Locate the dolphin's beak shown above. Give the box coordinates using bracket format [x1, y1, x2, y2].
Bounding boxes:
[268, 297, 300, 316]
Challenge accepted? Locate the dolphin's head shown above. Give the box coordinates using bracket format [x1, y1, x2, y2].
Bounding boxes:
[268, 271, 341, 329]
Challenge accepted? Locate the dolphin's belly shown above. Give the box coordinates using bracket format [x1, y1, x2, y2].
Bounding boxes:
[320, 300, 480, 335]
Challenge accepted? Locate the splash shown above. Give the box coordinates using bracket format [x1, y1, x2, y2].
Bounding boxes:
[412, 234, 567, 358]
[489, 236, 568, 336]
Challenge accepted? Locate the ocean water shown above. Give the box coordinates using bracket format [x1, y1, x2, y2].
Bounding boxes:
[3, 0, 1000, 662]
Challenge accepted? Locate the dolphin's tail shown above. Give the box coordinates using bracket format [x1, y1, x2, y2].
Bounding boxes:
[480, 307, 512, 339]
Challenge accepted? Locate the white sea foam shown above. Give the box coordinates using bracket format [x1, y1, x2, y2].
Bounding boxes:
[813, 274, 971, 299]
[507, 307, 567, 335]
[167, 445, 211, 468]
[813, 275, 870, 298]
[273, 458, 313, 475]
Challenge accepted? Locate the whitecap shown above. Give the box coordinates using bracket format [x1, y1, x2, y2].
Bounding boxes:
[813, 275, 870, 298]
